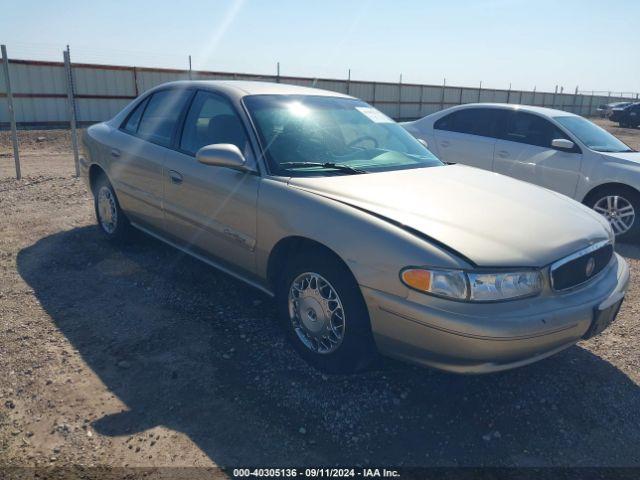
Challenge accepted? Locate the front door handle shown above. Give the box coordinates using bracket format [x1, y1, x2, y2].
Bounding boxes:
[497, 150, 509, 158]
[440, 140, 450, 148]
[111, 148, 121, 158]
[169, 170, 183, 184]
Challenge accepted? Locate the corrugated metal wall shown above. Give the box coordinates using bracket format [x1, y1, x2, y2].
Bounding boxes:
[0, 58, 636, 127]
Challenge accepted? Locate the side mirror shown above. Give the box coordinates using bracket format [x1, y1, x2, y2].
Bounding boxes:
[196, 144, 249, 171]
[417, 138, 429, 148]
[551, 138, 575, 150]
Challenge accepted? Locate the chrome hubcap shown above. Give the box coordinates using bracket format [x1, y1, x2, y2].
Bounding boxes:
[594, 195, 635, 236]
[97, 186, 118, 234]
[288, 272, 345, 354]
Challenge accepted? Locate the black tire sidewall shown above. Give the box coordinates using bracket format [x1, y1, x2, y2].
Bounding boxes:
[276, 250, 376, 374]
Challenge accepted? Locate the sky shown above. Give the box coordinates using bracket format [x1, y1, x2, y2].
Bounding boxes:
[2, 0, 639, 94]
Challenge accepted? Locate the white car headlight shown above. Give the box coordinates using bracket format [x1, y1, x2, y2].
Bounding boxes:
[401, 268, 543, 302]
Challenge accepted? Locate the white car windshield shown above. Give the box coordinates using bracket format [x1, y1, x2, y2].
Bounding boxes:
[555, 116, 634, 153]
[244, 95, 443, 176]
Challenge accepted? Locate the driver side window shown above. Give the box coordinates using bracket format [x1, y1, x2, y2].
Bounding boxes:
[180, 91, 250, 156]
[502, 112, 572, 150]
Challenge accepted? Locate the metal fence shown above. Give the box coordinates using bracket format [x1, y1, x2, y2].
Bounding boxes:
[1, 44, 639, 178]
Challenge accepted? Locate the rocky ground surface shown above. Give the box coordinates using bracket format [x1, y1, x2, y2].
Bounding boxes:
[1, 119, 639, 477]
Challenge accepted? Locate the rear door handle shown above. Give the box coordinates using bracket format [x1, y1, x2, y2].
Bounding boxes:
[440, 140, 450, 147]
[110, 148, 121, 158]
[169, 170, 183, 184]
[497, 150, 509, 158]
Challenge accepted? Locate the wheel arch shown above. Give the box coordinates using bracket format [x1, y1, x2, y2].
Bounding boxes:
[266, 236, 356, 292]
[582, 182, 640, 205]
[88, 164, 109, 195]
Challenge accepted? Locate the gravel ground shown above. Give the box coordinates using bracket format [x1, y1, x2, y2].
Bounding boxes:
[1, 119, 640, 475]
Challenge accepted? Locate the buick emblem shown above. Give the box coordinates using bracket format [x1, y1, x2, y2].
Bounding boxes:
[585, 257, 596, 277]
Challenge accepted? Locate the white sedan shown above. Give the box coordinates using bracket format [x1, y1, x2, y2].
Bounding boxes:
[403, 104, 640, 241]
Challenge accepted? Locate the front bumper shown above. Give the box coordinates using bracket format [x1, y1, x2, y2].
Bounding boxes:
[362, 253, 629, 374]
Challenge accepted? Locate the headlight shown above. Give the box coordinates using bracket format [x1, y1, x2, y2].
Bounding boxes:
[401, 268, 542, 302]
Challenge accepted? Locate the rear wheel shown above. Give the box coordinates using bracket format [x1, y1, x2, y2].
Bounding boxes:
[94, 175, 132, 243]
[276, 249, 377, 373]
[588, 186, 640, 242]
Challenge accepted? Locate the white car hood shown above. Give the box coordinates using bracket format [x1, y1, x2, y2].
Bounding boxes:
[599, 151, 640, 164]
[289, 165, 611, 267]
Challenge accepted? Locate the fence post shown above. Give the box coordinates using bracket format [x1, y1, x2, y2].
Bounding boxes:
[507, 83, 511, 103]
[477, 81, 482, 103]
[63, 47, 80, 177]
[1, 44, 21, 180]
[132, 66, 139, 96]
[440, 78, 446, 111]
[346, 68, 351, 95]
[372, 81, 377, 107]
[188, 55, 192, 80]
[419, 84, 425, 116]
[397, 74, 402, 120]
[276, 62, 280, 83]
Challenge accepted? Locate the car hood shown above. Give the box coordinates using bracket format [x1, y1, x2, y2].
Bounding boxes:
[599, 151, 640, 164]
[288, 165, 611, 267]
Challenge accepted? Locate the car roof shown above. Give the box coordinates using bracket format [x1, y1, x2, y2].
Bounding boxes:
[442, 103, 580, 118]
[156, 80, 354, 100]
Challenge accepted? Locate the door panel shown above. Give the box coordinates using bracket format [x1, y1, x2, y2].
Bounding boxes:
[108, 129, 167, 230]
[434, 130, 496, 169]
[493, 140, 582, 197]
[492, 111, 582, 198]
[163, 150, 260, 274]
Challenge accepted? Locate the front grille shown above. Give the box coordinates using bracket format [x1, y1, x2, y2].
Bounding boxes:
[551, 241, 614, 291]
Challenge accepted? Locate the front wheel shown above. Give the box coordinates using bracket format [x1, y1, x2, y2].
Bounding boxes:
[589, 187, 640, 242]
[276, 250, 377, 374]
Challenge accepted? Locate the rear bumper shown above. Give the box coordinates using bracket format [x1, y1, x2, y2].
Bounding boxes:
[363, 253, 629, 374]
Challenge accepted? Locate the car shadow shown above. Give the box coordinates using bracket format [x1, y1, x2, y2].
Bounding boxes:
[616, 242, 640, 261]
[17, 226, 640, 467]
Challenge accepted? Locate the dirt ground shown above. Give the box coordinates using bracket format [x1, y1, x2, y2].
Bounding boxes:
[1, 118, 640, 476]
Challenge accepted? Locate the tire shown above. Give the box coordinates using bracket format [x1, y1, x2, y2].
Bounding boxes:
[93, 174, 132, 243]
[588, 186, 640, 243]
[276, 249, 377, 374]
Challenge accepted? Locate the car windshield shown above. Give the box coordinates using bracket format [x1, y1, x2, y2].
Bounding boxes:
[243, 95, 443, 176]
[554, 116, 634, 153]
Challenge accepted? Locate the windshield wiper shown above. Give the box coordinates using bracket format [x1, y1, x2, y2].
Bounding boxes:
[279, 162, 367, 174]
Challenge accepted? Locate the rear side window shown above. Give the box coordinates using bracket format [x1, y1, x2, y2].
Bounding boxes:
[136, 89, 191, 147]
[122, 98, 148, 134]
[500, 112, 571, 149]
[434, 108, 502, 137]
[179, 90, 249, 154]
